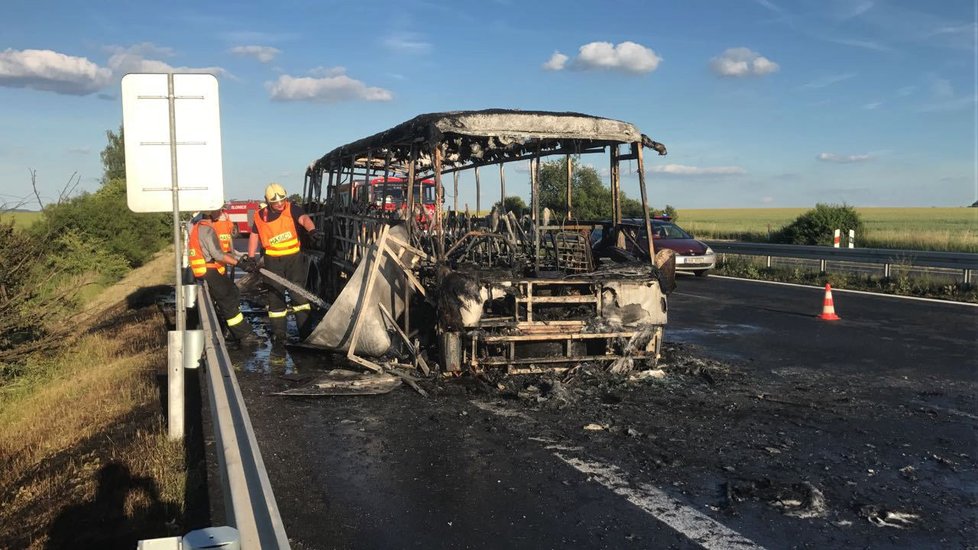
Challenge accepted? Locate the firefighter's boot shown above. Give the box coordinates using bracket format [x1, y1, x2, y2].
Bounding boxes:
[268, 310, 289, 342]
[227, 314, 260, 346]
[293, 304, 312, 340]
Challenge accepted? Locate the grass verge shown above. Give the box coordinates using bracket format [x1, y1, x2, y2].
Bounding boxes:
[0, 249, 195, 549]
[715, 256, 978, 303]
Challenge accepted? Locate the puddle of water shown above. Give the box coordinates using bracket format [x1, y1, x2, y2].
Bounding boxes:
[231, 312, 335, 376]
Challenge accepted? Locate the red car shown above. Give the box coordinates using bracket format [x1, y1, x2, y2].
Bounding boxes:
[592, 217, 716, 277]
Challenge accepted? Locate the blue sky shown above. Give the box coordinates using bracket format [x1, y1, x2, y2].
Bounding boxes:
[1, 0, 975, 210]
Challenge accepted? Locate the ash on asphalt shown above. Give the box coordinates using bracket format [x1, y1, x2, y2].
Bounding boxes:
[229, 279, 975, 548]
[228, 332, 976, 548]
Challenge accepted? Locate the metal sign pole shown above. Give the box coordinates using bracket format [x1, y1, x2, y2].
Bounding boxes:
[167, 72, 185, 440]
[122, 72, 224, 441]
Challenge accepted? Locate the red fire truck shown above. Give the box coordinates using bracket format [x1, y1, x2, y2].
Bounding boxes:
[223, 199, 262, 236]
[335, 176, 437, 217]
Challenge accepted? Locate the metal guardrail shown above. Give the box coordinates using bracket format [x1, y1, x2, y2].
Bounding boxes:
[197, 283, 291, 549]
[704, 241, 978, 283]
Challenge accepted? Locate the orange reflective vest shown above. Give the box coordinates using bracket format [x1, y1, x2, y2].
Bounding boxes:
[188, 220, 226, 278]
[213, 213, 234, 253]
[253, 203, 300, 257]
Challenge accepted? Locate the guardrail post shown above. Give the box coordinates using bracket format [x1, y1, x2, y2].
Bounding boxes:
[167, 331, 184, 440]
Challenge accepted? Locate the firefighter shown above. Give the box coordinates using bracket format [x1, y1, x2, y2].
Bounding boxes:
[212, 206, 235, 254]
[243, 183, 320, 342]
[189, 209, 260, 346]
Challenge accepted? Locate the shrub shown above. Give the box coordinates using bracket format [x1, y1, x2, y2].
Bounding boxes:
[35, 178, 171, 268]
[774, 203, 863, 246]
[493, 196, 528, 216]
[0, 218, 80, 363]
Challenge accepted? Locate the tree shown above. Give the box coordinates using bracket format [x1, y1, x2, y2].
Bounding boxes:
[100, 126, 126, 185]
[492, 196, 527, 216]
[535, 157, 661, 222]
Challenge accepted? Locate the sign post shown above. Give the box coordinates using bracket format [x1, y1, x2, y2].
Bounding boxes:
[122, 73, 224, 440]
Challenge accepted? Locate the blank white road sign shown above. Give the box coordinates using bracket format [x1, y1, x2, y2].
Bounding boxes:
[122, 73, 224, 213]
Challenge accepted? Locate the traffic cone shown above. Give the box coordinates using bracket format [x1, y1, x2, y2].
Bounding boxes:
[818, 283, 841, 321]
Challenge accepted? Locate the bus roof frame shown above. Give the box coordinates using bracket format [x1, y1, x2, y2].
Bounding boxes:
[306, 109, 666, 177]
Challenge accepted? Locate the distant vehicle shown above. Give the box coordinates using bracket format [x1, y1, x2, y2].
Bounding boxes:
[592, 217, 716, 276]
[223, 199, 262, 237]
[336, 176, 438, 218]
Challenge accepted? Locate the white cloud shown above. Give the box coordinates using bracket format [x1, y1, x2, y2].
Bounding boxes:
[0, 48, 112, 95]
[649, 164, 747, 176]
[710, 47, 779, 77]
[106, 44, 226, 77]
[309, 66, 347, 78]
[229, 45, 281, 63]
[383, 32, 432, 55]
[863, 101, 882, 110]
[267, 69, 393, 103]
[542, 51, 568, 71]
[816, 152, 873, 163]
[571, 41, 662, 73]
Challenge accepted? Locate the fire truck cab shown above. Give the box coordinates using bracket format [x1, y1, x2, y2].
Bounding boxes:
[223, 199, 262, 236]
[336, 176, 437, 217]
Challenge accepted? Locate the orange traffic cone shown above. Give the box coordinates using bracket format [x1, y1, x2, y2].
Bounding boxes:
[818, 283, 841, 321]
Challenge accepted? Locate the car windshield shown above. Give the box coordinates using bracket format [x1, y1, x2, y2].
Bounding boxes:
[654, 222, 692, 239]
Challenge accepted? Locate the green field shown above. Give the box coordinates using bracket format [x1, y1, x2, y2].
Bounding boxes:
[2, 211, 42, 229]
[677, 207, 978, 253]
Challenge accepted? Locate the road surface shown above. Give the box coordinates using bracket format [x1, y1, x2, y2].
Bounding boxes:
[232, 275, 977, 549]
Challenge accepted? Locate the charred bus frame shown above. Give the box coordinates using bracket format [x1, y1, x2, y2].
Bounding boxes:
[302, 109, 670, 374]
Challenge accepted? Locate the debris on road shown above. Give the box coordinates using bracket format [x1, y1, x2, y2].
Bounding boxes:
[859, 505, 919, 529]
[273, 369, 401, 396]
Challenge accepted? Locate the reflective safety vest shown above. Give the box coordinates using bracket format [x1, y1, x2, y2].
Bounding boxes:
[213, 212, 234, 253]
[253, 202, 300, 257]
[188, 220, 226, 278]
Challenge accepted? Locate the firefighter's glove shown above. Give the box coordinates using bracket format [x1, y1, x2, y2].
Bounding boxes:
[238, 256, 259, 273]
[308, 229, 324, 247]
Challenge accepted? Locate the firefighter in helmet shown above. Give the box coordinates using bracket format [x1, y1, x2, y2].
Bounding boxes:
[188, 209, 259, 346]
[243, 183, 320, 342]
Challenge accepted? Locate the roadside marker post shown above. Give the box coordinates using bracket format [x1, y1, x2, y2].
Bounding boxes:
[122, 73, 224, 440]
[848, 229, 855, 248]
[833, 229, 841, 248]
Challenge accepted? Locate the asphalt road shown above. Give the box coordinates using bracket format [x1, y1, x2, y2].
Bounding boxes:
[667, 276, 977, 383]
[233, 275, 978, 549]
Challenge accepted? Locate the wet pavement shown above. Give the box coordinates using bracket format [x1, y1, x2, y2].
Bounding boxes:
[229, 274, 978, 549]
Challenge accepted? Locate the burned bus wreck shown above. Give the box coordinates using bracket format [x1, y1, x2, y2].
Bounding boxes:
[300, 109, 672, 375]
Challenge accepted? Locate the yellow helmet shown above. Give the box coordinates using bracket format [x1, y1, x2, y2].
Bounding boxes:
[264, 183, 287, 203]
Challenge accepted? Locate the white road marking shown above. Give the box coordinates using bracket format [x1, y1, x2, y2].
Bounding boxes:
[555, 453, 764, 550]
[914, 401, 978, 421]
[711, 275, 978, 307]
[474, 400, 764, 549]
